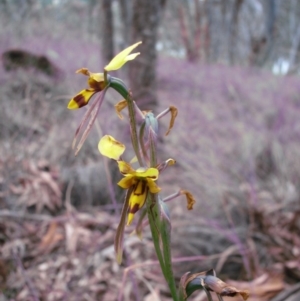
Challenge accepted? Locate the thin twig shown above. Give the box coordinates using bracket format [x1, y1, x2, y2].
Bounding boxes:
[14, 253, 40, 301]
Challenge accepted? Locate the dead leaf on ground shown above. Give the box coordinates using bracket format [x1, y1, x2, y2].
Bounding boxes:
[227, 273, 284, 301]
[38, 222, 64, 254]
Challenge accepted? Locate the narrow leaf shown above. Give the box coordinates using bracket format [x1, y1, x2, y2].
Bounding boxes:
[114, 187, 132, 264]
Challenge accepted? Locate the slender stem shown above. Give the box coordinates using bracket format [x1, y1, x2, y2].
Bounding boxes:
[139, 122, 149, 163]
[14, 253, 40, 301]
[160, 206, 179, 301]
[147, 194, 166, 275]
[104, 70, 108, 85]
[147, 194, 179, 301]
[126, 94, 144, 166]
[147, 127, 179, 301]
[148, 128, 157, 167]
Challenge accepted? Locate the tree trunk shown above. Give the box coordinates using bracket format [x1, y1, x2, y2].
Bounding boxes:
[228, 0, 243, 64]
[118, 0, 131, 48]
[177, 0, 202, 62]
[100, 0, 114, 63]
[129, 0, 163, 110]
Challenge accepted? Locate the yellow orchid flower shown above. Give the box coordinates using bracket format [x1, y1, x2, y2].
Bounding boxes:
[68, 68, 106, 110]
[98, 135, 160, 225]
[68, 42, 141, 110]
[105, 41, 142, 71]
[117, 161, 161, 225]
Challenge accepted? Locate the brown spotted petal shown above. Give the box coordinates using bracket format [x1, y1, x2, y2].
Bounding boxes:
[88, 77, 106, 91]
[68, 89, 96, 109]
[127, 180, 149, 225]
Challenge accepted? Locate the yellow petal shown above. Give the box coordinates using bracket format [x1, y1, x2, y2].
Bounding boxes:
[117, 175, 136, 189]
[67, 89, 96, 109]
[117, 161, 136, 175]
[135, 167, 159, 180]
[98, 135, 125, 160]
[127, 181, 148, 225]
[146, 178, 161, 194]
[114, 99, 128, 119]
[127, 213, 135, 226]
[105, 41, 142, 71]
[124, 52, 140, 61]
[88, 77, 106, 91]
[89, 72, 104, 82]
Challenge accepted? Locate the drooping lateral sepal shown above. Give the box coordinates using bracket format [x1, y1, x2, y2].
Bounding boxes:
[114, 187, 132, 264]
[72, 87, 109, 155]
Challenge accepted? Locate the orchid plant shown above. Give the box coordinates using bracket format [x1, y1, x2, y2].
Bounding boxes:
[68, 42, 249, 301]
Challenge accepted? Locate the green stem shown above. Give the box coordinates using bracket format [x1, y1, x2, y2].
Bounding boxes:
[147, 130, 178, 301]
[147, 194, 166, 275]
[160, 205, 179, 301]
[139, 122, 149, 162]
[126, 94, 144, 166]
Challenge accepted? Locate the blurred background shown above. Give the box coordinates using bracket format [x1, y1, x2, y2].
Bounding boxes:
[1, 0, 300, 300]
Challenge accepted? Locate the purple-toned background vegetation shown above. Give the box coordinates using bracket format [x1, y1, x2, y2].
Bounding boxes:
[1, 1, 300, 301]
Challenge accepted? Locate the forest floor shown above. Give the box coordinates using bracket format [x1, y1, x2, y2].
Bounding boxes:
[1, 35, 300, 301]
